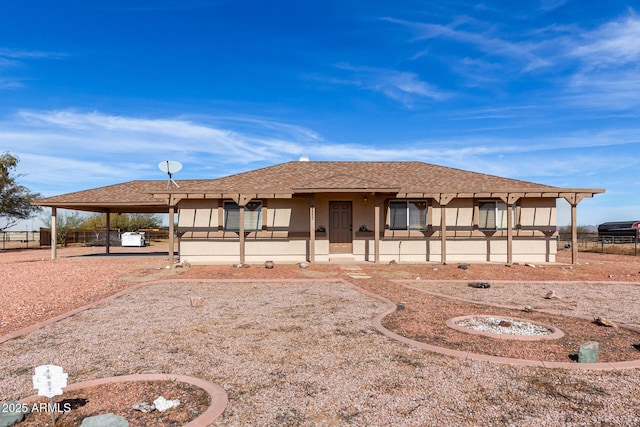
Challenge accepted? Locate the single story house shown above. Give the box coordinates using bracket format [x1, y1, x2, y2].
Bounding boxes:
[34, 160, 604, 264]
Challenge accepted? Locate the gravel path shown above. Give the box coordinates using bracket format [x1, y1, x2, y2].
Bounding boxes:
[1, 247, 640, 426]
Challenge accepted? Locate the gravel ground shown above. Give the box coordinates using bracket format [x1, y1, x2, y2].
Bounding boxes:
[1, 246, 640, 426]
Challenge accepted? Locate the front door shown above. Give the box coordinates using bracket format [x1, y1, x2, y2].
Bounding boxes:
[329, 201, 352, 253]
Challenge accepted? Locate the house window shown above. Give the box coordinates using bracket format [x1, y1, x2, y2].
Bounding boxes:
[390, 201, 428, 230]
[479, 201, 515, 230]
[224, 201, 262, 231]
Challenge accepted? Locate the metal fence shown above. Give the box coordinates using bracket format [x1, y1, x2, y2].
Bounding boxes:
[0, 230, 40, 250]
[558, 233, 640, 256]
[3, 228, 171, 248]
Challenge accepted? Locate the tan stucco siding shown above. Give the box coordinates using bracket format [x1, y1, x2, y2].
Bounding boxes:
[177, 195, 558, 264]
[267, 199, 308, 232]
[519, 198, 556, 227]
[179, 238, 308, 264]
[178, 199, 219, 228]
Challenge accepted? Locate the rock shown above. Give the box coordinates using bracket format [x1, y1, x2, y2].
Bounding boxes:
[264, 260, 274, 269]
[388, 260, 397, 266]
[233, 263, 250, 268]
[432, 267, 438, 272]
[525, 263, 536, 268]
[153, 396, 180, 412]
[498, 320, 512, 327]
[298, 262, 309, 269]
[458, 263, 469, 270]
[396, 303, 405, 311]
[59, 398, 89, 410]
[544, 290, 560, 299]
[578, 341, 599, 363]
[593, 316, 618, 328]
[81, 413, 129, 427]
[523, 305, 534, 313]
[132, 402, 155, 413]
[0, 401, 29, 427]
[190, 296, 206, 308]
[468, 282, 490, 289]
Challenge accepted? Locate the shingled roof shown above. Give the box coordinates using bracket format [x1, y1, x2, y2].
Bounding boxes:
[33, 161, 604, 212]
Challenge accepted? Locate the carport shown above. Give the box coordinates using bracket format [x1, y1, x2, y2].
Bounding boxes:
[33, 181, 180, 263]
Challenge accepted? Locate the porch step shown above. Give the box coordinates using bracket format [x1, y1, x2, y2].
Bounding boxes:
[329, 254, 356, 263]
[340, 265, 371, 279]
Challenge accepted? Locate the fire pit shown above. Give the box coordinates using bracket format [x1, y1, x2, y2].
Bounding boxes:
[446, 315, 564, 341]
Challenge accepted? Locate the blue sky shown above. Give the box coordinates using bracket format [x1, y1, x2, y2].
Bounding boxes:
[1, 0, 639, 227]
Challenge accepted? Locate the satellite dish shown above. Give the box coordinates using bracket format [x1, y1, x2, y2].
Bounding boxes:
[158, 160, 182, 188]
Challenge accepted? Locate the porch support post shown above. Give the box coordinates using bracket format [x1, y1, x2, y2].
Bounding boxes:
[438, 194, 454, 265]
[570, 203, 578, 265]
[562, 193, 589, 265]
[506, 203, 513, 265]
[440, 206, 447, 265]
[51, 207, 57, 260]
[105, 212, 111, 255]
[374, 204, 380, 264]
[239, 205, 245, 264]
[168, 206, 175, 265]
[309, 205, 316, 263]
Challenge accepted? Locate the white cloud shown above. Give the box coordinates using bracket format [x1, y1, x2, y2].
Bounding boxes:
[0, 47, 66, 91]
[381, 17, 549, 72]
[3, 109, 635, 201]
[331, 64, 448, 106]
[570, 14, 640, 70]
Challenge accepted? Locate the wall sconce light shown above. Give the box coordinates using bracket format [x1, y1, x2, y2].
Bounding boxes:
[363, 196, 368, 205]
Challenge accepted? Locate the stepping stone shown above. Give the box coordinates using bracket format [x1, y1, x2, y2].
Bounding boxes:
[81, 413, 129, 426]
[347, 273, 371, 279]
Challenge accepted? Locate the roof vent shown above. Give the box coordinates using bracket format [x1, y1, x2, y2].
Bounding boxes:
[299, 155, 310, 162]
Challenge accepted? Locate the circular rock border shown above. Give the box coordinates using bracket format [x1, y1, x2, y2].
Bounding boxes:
[446, 315, 564, 341]
[18, 373, 227, 427]
[359, 279, 640, 370]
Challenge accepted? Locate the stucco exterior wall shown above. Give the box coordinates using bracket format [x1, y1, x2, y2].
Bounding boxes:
[177, 195, 557, 264]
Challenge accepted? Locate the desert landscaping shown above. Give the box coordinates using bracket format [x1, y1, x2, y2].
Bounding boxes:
[1, 246, 640, 426]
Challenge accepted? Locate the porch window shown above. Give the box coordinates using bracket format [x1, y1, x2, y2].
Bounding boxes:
[390, 201, 427, 230]
[479, 201, 515, 230]
[224, 201, 262, 231]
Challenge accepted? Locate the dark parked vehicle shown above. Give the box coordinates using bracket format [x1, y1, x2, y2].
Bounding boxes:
[597, 221, 640, 238]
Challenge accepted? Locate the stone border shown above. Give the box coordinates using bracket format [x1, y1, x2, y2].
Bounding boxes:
[362, 279, 640, 370]
[446, 315, 565, 341]
[18, 373, 228, 427]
